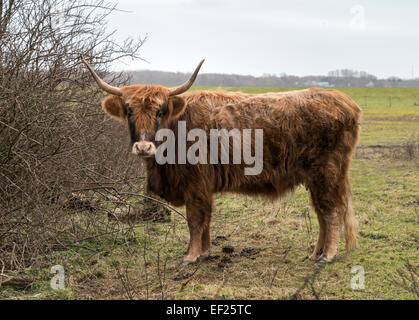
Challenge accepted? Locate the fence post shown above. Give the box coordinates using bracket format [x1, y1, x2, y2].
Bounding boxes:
[414, 96, 417, 106]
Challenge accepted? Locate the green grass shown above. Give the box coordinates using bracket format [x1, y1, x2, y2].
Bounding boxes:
[1, 87, 418, 300]
[360, 120, 418, 145]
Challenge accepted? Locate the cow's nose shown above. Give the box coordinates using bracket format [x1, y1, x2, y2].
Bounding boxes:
[132, 141, 156, 157]
[134, 143, 142, 153]
[144, 144, 151, 152]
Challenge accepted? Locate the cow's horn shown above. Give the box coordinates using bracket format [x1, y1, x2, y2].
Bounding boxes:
[169, 59, 205, 96]
[80, 55, 123, 97]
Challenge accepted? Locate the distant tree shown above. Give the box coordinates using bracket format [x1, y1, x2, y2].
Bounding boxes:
[387, 76, 402, 82]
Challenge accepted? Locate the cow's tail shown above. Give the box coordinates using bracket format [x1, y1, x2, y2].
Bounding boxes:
[344, 193, 358, 255]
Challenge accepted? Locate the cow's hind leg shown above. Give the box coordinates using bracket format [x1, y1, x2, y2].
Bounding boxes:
[308, 212, 326, 261]
[309, 179, 347, 263]
[319, 208, 344, 262]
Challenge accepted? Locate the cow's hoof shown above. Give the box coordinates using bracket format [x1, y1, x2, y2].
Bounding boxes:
[182, 255, 199, 266]
[316, 253, 335, 264]
[199, 251, 210, 260]
[308, 253, 321, 261]
[308, 249, 323, 261]
[182, 251, 211, 265]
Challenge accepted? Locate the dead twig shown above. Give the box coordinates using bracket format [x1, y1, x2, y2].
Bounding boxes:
[119, 192, 187, 221]
[289, 264, 325, 300]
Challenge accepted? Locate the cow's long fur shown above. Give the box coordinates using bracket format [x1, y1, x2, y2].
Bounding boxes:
[102, 86, 361, 264]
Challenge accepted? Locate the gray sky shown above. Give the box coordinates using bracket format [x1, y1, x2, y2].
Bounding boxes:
[107, 0, 419, 79]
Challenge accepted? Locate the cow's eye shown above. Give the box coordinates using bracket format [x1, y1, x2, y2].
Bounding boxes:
[156, 105, 168, 118]
[127, 106, 133, 116]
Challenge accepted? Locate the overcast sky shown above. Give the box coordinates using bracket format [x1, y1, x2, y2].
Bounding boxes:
[107, 0, 419, 79]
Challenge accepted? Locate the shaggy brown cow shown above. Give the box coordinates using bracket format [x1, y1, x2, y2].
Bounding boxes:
[81, 57, 361, 265]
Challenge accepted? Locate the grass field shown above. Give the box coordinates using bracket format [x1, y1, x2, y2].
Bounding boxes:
[1, 87, 418, 300]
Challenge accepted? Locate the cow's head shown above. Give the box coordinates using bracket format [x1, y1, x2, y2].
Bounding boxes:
[81, 56, 204, 158]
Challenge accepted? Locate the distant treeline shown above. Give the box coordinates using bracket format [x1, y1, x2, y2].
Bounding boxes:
[126, 69, 419, 88]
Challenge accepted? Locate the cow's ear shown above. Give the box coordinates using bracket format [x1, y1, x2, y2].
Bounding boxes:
[168, 96, 186, 120]
[102, 95, 127, 120]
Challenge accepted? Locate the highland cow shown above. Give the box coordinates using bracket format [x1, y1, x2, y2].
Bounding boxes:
[81, 57, 361, 265]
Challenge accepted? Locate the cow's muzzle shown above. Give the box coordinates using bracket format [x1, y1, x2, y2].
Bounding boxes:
[132, 141, 157, 158]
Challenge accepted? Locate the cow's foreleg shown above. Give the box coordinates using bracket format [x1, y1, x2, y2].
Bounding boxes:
[183, 197, 212, 265]
[200, 213, 212, 259]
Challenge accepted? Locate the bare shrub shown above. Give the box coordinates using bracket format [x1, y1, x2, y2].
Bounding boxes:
[0, 0, 146, 271]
